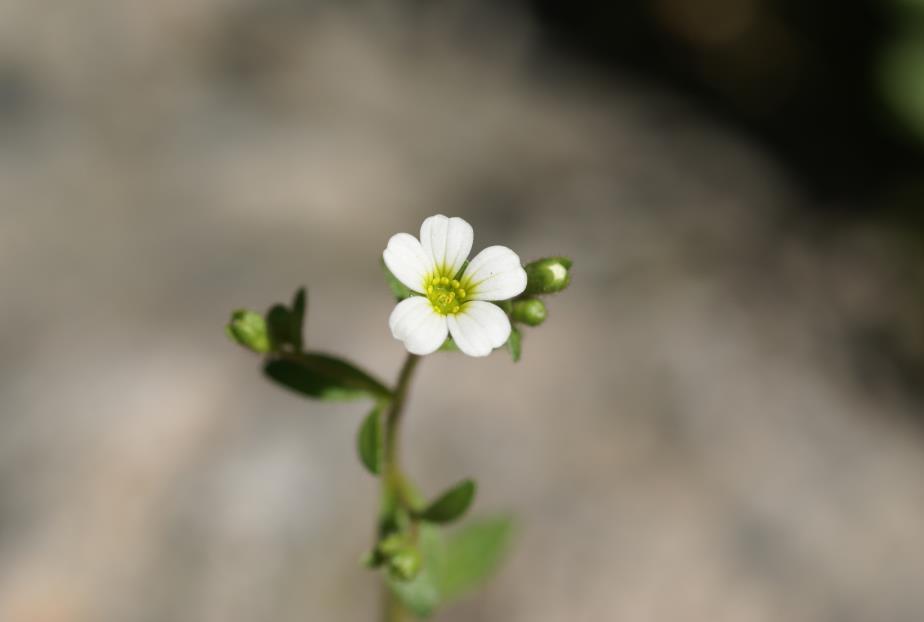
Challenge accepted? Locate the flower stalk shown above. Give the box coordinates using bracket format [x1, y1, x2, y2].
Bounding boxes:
[380, 352, 421, 622]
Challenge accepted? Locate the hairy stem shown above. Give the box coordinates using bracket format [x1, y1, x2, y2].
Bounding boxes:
[381, 353, 421, 622]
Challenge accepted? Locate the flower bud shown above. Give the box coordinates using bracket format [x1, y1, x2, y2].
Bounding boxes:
[524, 257, 572, 295]
[226, 310, 271, 353]
[388, 547, 422, 581]
[511, 298, 547, 326]
[376, 533, 406, 557]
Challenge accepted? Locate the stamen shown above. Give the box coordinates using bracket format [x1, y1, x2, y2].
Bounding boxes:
[426, 271, 470, 315]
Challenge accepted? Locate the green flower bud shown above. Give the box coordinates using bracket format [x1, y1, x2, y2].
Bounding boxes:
[511, 298, 547, 326]
[388, 547, 422, 581]
[226, 310, 271, 353]
[376, 533, 406, 557]
[524, 257, 572, 295]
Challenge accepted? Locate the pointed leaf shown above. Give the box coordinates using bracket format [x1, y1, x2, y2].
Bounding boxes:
[264, 353, 391, 401]
[291, 287, 306, 350]
[507, 326, 522, 362]
[264, 287, 308, 352]
[265, 304, 292, 351]
[438, 516, 514, 602]
[417, 480, 476, 524]
[357, 405, 383, 475]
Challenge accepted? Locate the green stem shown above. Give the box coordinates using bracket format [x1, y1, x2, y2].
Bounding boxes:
[380, 353, 421, 622]
[384, 353, 420, 482]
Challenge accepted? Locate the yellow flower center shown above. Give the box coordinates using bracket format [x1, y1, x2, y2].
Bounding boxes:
[425, 273, 469, 315]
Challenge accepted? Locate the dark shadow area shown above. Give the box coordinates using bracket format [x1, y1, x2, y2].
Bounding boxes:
[527, 0, 924, 209]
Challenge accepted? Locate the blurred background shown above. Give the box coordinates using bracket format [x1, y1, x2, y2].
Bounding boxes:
[3, 0, 924, 620]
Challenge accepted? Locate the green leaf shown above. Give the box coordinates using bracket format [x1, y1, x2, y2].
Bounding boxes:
[265, 304, 292, 350]
[439, 517, 514, 602]
[388, 525, 446, 617]
[417, 480, 476, 524]
[263, 353, 392, 401]
[228, 289, 306, 354]
[290, 287, 306, 350]
[357, 405, 383, 475]
[507, 326, 522, 362]
[382, 259, 413, 301]
[264, 287, 308, 352]
[226, 309, 271, 353]
[388, 517, 515, 616]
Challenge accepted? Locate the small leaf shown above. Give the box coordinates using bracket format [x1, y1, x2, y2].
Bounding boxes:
[226, 309, 271, 353]
[264, 287, 308, 352]
[291, 287, 306, 350]
[382, 259, 413, 301]
[387, 525, 446, 617]
[438, 516, 514, 602]
[265, 304, 292, 350]
[417, 480, 476, 524]
[507, 326, 522, 362]
[357, 405, 383, 475]
[264, 353, 392, 401]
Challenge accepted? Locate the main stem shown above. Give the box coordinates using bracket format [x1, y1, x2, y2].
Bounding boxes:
[381, 353, 421, 622]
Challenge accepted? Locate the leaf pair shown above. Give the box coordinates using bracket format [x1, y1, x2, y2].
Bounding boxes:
[226, 288, 305, 354]
[227, 287, 392, 403]
[387, 517, 514, 617]
[357, 421, 475, 524]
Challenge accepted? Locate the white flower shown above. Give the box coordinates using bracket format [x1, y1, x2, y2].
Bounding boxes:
[383, 215, 527, 357]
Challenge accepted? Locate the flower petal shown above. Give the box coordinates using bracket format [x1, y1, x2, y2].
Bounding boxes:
[461, 245, 527, 301]
[384, 233, 434, 294]
[389, 296, 449, 355]
[420, 214, 473, 277]
[447, 301, 511, 357]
